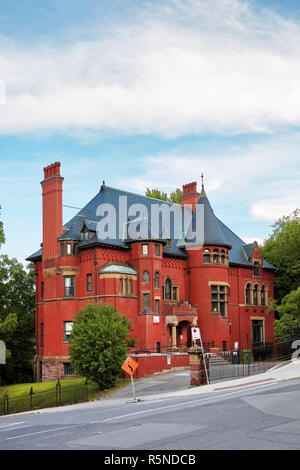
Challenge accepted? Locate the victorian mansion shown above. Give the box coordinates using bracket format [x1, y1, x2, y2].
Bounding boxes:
[27, 162, 275, 381]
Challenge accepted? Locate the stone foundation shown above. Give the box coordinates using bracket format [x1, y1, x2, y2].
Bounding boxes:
[35, 355, 72, 382]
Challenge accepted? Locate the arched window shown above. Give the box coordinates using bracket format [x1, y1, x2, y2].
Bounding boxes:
[142, 271, 149, 283]
[155, 272, 159, 289]
[253, 284, 258, 306]
[203, 248, 211, 264]
[261, 285, 266, 306]
[165, 278, 172, 300]
[221, 249, 226, 265]
[245, 283, 251, 305]
[213, 249, 219, 264]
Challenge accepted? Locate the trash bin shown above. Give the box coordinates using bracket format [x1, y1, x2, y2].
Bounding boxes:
[242, 349, 251, 364]
[231, 350, 240, 364]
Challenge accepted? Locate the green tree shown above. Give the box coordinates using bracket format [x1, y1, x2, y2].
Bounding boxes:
[69, 303, 136, 389]
[273, 287, 300, 338]
[0, 206, 4, 248]
[146, 188, 183, 204]
[0, 256, 35, 384]
[260, 209, 300, 302]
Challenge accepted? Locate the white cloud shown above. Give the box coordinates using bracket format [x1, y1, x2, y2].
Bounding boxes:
[121, 132, 300, 224]
[240, 236, 265, 246]
[1, 0, 300, 136]
[250, 199, 299, 221]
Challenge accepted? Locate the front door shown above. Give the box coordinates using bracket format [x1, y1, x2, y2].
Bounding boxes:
[251, 319, 263, 347]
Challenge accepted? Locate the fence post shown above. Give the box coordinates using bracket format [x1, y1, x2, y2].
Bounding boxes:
[29, 386, 34, 409]
[56, 380, 61, 406]
[3, 394, 8, 414]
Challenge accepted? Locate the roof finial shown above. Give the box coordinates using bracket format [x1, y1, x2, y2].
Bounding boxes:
[200, 173, 206, 197]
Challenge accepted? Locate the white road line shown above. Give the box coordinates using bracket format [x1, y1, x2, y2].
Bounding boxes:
[0, 422, 26, 428]
[102, 382, 275, 422]
[6, 425, 80, 441]
[0, 425, 32, 434]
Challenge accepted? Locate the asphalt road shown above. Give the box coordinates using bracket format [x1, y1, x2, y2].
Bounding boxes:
[0, 374, 299, 452]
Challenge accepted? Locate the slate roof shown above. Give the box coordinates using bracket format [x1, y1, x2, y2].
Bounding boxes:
[26, 184, 276, 271]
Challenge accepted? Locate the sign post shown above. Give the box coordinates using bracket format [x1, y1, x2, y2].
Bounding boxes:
[191, 327, 209, 385]
[121, 356, 140, 402]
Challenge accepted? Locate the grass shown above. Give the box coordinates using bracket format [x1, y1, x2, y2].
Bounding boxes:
[0, 377, 130, 402]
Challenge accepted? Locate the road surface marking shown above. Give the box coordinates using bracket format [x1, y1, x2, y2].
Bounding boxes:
[102, 382, 275, 422]
[6, 425, 80, 440]
[0, 422, 26, 428]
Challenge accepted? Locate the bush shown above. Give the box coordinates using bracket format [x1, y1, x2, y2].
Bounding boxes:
[69, 303, 136, 389]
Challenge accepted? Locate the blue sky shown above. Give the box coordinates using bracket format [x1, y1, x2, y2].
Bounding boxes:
[1, 0, 300, 264]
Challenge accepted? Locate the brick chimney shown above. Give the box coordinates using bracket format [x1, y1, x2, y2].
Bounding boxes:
[181, 182, 199, 212]
[41, 162, 64, 259]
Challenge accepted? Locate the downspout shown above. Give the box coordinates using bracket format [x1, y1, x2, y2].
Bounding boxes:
[93, 247, 98, 303]
[187, 253, 191, 304]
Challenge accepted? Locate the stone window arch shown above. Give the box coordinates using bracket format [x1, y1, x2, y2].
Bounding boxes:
[245, 283, 251, 305]
[213, 249, 219, 264]
[203, 248, 211, 264]
[165, 278, 172, 300]
[253, 284, 259, 306]
[261, 285, 266, 306]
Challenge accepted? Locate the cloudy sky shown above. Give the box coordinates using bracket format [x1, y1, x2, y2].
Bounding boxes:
[1, 0, 300, 264]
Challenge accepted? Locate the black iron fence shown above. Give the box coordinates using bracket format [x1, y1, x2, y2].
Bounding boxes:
[205, 333, 300, 383]
[0, 380, 88, 416]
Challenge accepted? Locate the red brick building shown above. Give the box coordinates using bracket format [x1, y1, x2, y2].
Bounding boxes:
[27, 162, 275, 381]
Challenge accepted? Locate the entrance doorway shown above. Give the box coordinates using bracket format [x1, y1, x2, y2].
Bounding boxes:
[251, 319, 263, 347]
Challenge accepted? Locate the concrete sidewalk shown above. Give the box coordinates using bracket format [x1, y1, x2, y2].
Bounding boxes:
[107, 358, 300, 402]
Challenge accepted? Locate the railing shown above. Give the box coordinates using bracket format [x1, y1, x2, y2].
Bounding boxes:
[206, 334, 300, 383]
[0, 380, 88, 416]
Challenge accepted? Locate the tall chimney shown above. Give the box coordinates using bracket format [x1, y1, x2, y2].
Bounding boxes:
[181, 181, 199, 212]
[41, 162, 64, 259]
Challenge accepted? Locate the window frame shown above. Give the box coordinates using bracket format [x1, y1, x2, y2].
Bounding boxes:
[63, 275, 75, 298]
[86, 273, 93, 293]
[211, 284, 228, 317]
[40, 323, 44, 349]
[63, 321, 73, 342]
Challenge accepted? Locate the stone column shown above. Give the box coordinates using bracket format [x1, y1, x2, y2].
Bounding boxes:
[166, 315, 179, 351]
[188, 345, 209, 386]
[171, 325, 178, 350]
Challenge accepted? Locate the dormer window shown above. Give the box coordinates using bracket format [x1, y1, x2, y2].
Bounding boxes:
[81, 231, 89, 241]
[254, 262, 260, 277]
